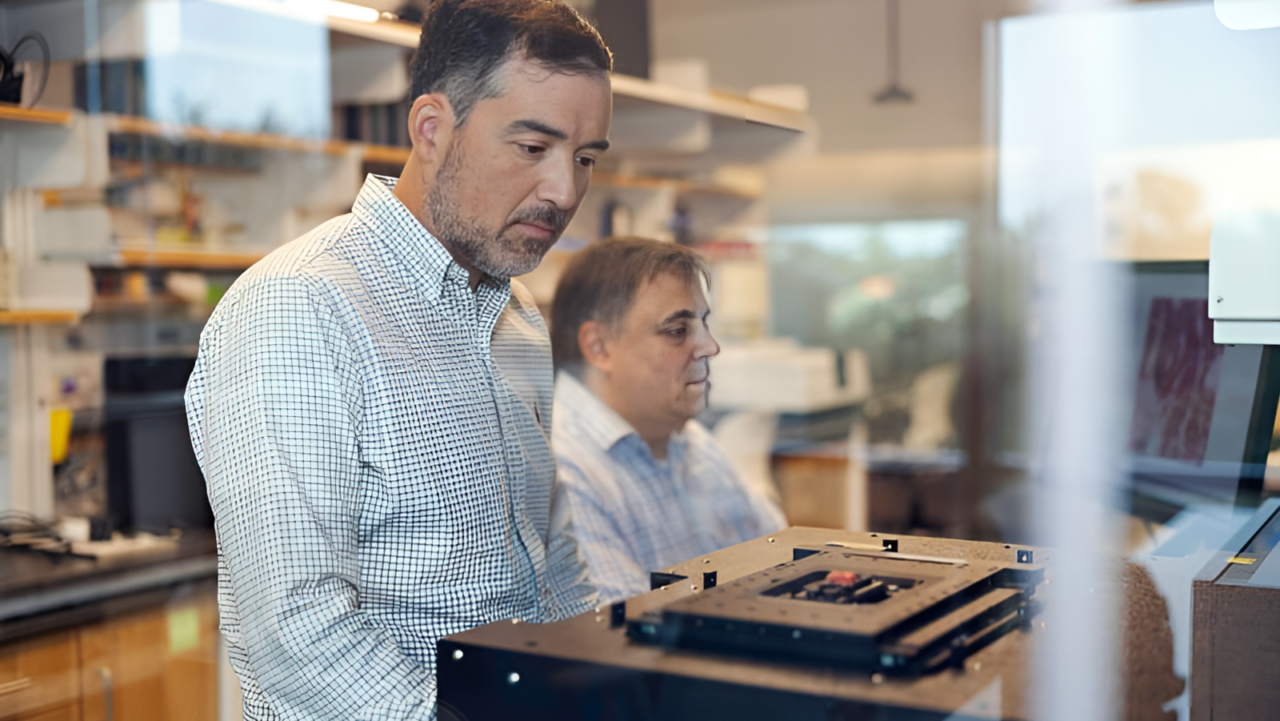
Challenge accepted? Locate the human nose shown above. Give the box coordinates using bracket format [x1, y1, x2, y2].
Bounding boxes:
[535, 154, 580, 211]
[694, 322, 720, 360]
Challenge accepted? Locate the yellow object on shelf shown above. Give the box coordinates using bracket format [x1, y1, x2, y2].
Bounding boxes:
[50, 408, 73, 464]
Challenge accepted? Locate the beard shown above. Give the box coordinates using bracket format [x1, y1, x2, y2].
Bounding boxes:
[426, 139, 569, 280]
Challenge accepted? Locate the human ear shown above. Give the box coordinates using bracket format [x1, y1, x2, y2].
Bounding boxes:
[407, 93, 455, 169]
[578, 320, 613, 374]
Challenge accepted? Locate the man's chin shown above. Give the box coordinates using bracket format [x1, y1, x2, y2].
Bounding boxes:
[475, 247, 550, 279]
[677, 388, 711, 420]
[486, 256, 545, 279]
[485, 235, 559, 278]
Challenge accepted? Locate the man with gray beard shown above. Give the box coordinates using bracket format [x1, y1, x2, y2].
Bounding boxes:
[183, 1, 612, 718]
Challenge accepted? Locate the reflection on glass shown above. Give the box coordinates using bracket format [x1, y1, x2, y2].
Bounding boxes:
[768, 220, 967, 447]
[145, 0, 330, 137]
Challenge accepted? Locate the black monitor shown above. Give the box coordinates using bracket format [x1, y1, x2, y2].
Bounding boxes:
[104, 357, 212, 534]
[1126, 262, 1280, 518]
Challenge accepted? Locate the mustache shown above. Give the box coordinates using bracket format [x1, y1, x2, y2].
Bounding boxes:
[687, 361, 710, 383]
[507, 205, 569, 236]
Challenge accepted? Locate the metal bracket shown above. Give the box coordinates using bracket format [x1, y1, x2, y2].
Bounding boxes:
[649, 571, 688, 590]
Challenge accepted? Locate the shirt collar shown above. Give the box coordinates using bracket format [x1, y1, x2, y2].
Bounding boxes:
[554, 371, 692, 463]
[555, 371, 639, 451]
[351, 174, 511, 308]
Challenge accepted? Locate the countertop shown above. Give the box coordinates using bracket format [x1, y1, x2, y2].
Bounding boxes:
[0, 530, 218, 642]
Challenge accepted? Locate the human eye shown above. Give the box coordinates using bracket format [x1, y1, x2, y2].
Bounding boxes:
[576, 155, 597, 168]
[517, 143, 545, 156]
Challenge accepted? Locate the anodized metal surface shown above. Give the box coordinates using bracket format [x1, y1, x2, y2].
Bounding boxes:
[437, 527, 1045, 721]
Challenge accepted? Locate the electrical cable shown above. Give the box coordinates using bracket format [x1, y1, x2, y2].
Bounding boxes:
[0, 32, 51, 108]
[12, 32, 51, 109]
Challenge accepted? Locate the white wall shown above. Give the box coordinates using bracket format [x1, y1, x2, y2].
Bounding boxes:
[652, 0, 1026, 154]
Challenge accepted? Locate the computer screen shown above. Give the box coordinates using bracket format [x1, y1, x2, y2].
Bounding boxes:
[104, 357, 212, 534]
[1126, 262, 1277, 515]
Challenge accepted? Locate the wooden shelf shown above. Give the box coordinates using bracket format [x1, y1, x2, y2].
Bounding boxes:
[0, 310, 80, 324]
[592, 171, 761, 201]
[610, 75, 807, 133]
[90, 295, 213, 316]
[0, 105, 74, 125]
[362, 144, 412, 165]
[107, 116, 420, 167]
[108, 115, 350, 157]
[323, 14, 807, 135]
[116, 246, 268, 270]
[328, 15, 421, 47]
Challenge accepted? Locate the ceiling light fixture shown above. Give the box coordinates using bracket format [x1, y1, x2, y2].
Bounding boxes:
[873, 0, 914, 104]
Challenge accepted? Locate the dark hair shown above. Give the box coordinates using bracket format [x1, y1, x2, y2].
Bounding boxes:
[551, 237, 711, 374]
[411, 0, 612, 126]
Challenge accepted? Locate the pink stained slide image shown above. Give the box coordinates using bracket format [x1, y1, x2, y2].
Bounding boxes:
[1129, 297, 1224, 464]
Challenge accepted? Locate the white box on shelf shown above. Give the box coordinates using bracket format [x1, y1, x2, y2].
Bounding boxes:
[709, 339, 871, 413]
[34, 204, 114, 261]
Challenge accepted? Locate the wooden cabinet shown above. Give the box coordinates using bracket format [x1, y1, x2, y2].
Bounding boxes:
[0, 631, 81, 720]
[1, 588, 219, 721]
[78, 593, 219, 721]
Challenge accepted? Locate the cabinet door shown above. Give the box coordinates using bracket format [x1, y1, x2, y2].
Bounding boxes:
[79, 593, 219, 721]
[79, 610, 166, 721]
[0, 630, 80, 721]
[159, 594, 220, 721]
[13, 706, 80, 721]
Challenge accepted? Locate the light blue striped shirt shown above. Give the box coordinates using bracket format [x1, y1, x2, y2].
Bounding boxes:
[551, 371, 786, 603]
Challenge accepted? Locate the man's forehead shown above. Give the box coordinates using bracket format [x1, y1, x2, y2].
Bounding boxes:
[470, 57, 611, 137]
[490, 54, 610, 100]
[631, 273, 708, 318]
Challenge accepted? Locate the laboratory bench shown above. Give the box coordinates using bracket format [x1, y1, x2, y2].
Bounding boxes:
[0, 532, 220, 721]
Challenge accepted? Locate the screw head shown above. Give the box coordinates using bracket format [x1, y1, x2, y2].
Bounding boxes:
[507, 672, 520, 685]
[452, 649, 464, 660]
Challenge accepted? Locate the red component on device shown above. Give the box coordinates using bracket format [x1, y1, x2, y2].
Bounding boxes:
[825, 570, 859, 586]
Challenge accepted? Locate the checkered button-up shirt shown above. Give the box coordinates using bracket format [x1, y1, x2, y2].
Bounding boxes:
[185, 175, 594, 720]
[551, 372, 786, 604]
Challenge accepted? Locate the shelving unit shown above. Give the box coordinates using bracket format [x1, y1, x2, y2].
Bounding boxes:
[0, 105, 74, 125]
[107, 117, 418, 168]
[362, 144, 412, 165]
[108, 115, 350, 157]
[115, 247, 268, 270]
[325, 15, 807, 165]
[594, 171, 761, 201]
[0, 310, 81, 324]
[608, 75, 806, 133]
